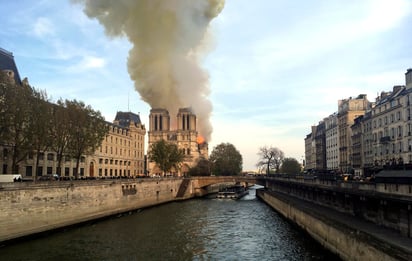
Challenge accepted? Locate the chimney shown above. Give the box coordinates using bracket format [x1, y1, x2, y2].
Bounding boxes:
[406, 68, 412, 89]
[393, 85, 403, 93]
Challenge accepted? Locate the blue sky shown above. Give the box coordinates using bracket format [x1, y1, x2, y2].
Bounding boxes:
[1, 0, 412, 171]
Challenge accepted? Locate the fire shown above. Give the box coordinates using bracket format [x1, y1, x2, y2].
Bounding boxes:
[197, 135, 205, 144]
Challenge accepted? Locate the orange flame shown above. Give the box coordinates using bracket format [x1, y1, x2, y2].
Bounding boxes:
[197, 135, 205, 144]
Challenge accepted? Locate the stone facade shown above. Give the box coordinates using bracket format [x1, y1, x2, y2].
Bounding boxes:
[0, 111, 146, 178]
[0, 178, 194, 243]
[325, 113, 339, 171]
[148, 108, 208, 176]
[305, 68, 412, 176]
[92, 112, 146, 178]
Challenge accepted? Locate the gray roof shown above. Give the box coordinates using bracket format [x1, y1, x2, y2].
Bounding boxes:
[114, 111, 142, 127]
[0, 47, 21, 84]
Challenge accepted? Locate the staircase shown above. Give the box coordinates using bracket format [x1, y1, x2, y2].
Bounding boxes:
[176, 178, 190, 198]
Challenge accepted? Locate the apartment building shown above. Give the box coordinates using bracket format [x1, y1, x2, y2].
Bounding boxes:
[1, 47, 147, 178]
[305, 68, 412, 176]
[92, 112, 146, 178]
[325, 113, 339, 171]
[304, 133, 314, 172]
[1, 111, 146, 178]
[337, 94, 370, 173]
[371, 84, 412, 169]
[361, 111, 374, 175]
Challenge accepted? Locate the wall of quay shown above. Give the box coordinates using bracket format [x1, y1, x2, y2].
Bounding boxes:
[257, 189, 412, 261]
[0, 178, 194, 243]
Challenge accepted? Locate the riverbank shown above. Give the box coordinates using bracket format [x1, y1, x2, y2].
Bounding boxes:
[256, 189, 412, 261]
[0, 178, 194, 244]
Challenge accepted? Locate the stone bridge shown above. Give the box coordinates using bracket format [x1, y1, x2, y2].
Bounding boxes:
[189, 176, 266, 196]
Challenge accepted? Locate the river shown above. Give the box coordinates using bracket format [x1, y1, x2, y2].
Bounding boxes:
[0, 186, 339, 260]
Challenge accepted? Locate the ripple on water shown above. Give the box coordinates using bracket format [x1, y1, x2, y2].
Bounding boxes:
[0, 188, 339, 261]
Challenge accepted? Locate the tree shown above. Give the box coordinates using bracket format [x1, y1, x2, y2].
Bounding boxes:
[256, 146, 284, 174]
[188, 158, 211, 176]
[280, 157, 301, 175]
[0, 72, 35, 173]
[209, 142, 242, 176]
[65, 100, 108, 178]
[29, 88, 54, 179]
[50, 99, 71, 176]
[148, 139, 184, 175]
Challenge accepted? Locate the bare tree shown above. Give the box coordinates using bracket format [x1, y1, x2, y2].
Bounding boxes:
[256, 146, 284, 174]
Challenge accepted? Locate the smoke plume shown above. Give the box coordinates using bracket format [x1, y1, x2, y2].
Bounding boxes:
[75, 0, 225, 141]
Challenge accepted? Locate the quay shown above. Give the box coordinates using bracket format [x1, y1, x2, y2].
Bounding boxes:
[1, 175, 412, 260]
[257, 174, 412, 260]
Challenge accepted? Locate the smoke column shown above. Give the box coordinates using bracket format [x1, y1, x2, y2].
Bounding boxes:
[75, 0, 225, 141]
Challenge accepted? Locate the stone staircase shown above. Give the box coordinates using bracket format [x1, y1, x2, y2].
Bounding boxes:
[176, 178, 190, 198]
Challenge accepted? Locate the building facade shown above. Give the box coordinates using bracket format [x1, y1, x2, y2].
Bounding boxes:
[304, 133, 314, 172]
[1, 111, 146, 178]
[325, 113, 339, 171]
[92, 112, 146, 178]
[337, 94, 370, 173]
[305, 68, 412, 177]
[148, 108, 208, 176]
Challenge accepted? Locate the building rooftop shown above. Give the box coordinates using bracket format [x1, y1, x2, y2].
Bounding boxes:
[114, 111, 142, 127]
[0, 47, 21, 84]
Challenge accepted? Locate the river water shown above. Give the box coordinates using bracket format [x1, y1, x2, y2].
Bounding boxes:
[0, 186, 339, 261]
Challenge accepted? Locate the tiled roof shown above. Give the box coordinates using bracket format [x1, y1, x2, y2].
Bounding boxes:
[0, 47, 21, 84]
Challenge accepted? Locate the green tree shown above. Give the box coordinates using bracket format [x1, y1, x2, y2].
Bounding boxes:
[50, 99, 71, 176]
[65, 100, 108, 179]
[280, 157, 301, 175]
[29, 88, 54, 179]
[209, 142, 242, 176]
[148, 139, 184, 175]
[188, 158, 211, 176]
[0, 73, 35, 173]
[256, 146, 284, 174]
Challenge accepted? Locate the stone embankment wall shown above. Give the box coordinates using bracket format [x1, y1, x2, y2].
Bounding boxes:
[257, 189, 411, 261]
[0, 178, 194, 243]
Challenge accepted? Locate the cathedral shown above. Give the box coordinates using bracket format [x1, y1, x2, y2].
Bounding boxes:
[148, 108, 208, 176]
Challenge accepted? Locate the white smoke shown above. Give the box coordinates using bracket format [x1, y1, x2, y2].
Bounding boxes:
[75, 0, 225, 141]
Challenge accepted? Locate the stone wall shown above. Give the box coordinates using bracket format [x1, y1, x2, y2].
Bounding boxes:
[257, 189, 410, 261]
[0, 178, 194, 243]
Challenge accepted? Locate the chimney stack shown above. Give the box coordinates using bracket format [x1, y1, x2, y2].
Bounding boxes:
[406, 68, 412, 89]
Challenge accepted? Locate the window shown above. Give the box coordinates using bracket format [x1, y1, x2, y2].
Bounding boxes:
[47, 153, 54, 161]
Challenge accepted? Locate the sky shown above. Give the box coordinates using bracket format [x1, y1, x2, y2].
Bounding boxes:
[1, 0, 412, 171]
